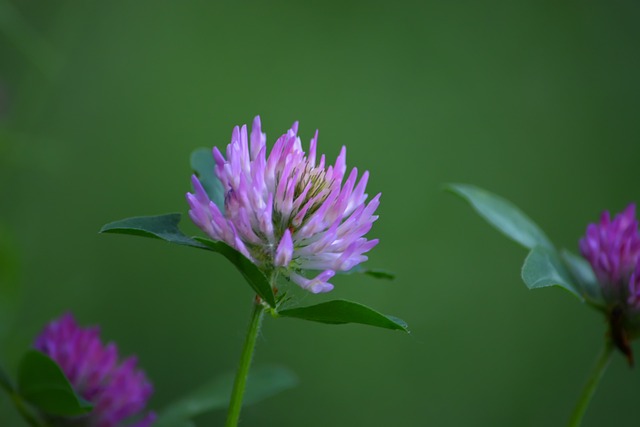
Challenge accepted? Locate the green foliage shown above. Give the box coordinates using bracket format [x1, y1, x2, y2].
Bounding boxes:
[100, 213, 207, 249]
[191, 148, 225, 212]
[100, 214, 276, 307]
[279, 299, 409, 331]
[99, 214, 407, 325]
[194, 237, 276, 307]
[447, 183, 554, 250]
[448, 184, 606, 304]
[521, 246, 581, 299]
[155, 365, 297, 427]
[561, 250, 605, 306]
[17, 350, 92, 417]
[100, 216, 407, 329]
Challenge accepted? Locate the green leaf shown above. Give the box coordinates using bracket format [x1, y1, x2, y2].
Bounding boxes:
[17, 350, 93, 416]
[155, 365, 297, 427]
[447, 184, 554, 250]
[194, 237, 276, 307]
[561, 249, 604, 305]
[191, 148, 225, 212]
[341, 265, 395, 280]
[99, 214, 276, 307]
[279, 299, 409, 332]
[521, 246, 582, 300]
[100, 213, 207, 249]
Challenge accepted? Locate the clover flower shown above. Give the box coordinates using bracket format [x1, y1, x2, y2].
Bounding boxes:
[580, 204, 640, 362]
[579, 204, 640, 294]
[34, 313, 155, 427]
[186, 116, 380, 293]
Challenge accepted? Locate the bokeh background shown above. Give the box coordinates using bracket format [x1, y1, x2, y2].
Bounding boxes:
[1, 1, 639, 425]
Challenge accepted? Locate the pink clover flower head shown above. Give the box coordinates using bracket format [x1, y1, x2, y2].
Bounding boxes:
[187, 116, 380, 293]
[579, 204, 640, 364]
[579, 203, 640, 303]
[34, 313, 155, 427]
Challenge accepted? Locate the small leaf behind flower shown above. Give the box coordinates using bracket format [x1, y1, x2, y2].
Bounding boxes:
[100, 214, 276, 307]
[17, 350, 93, 416]
[154, 365, 297, 427]
[191, 148, 225, 212]
[521, 246, 583, 300]
[446, 184, 554, 250]
[561, 249, 605, 306]
[279, 299, 409, 332]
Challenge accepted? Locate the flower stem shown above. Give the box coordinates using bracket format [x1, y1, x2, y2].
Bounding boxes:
[225, 298, 265, 427]
[567, 341, 613, 427]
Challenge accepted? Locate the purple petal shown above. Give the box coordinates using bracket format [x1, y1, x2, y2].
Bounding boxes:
[275, 229, 294, 267]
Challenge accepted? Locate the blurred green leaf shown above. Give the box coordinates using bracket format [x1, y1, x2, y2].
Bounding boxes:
[100, 213, 207, 249]
[448, 185, 594, 303]
[521, 246, 582, 300]
[447, 184, 554, 250]
[279, 299, 409, 332]
[155, 365, 297, 427]
[193, 237, 275, 307]
[341, 265, 395, 280]
[561, 249, 604, 306]
[100, 214, 276, 307]
[17, 351, 92, 416]
[191, 148, 225, 212]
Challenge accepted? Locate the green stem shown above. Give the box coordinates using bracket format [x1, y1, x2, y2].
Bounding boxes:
[567, 341, 613, 427]
[225, 298, 265, 427]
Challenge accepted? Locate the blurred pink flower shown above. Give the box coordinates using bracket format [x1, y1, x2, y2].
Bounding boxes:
[35, 313, 155, 427]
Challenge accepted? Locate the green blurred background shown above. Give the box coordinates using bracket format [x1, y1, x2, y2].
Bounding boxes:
[1, 0, 639, 425]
